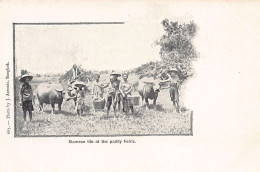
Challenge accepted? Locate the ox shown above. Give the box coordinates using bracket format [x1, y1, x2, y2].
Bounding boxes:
[138, 79, 161, 110]
[36, 83, 65, 115]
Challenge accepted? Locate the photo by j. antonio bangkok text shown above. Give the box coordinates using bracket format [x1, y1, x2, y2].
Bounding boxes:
[14, 19, 198, 137]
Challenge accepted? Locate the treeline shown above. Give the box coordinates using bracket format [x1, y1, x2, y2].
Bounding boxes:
[131, 61, 165, 79]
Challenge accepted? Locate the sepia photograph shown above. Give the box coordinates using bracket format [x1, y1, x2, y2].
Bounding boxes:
[14, 20, 197, 136]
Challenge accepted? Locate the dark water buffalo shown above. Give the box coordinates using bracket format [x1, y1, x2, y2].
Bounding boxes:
[138, 80, 161, 109]
[36, 83, 65, 114]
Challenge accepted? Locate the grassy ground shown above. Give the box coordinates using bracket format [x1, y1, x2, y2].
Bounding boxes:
[15, 75, 192, 136]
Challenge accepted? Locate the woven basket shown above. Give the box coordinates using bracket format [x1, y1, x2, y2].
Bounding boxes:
[127, 96, 140, 106]
[93, 98, 105, 110]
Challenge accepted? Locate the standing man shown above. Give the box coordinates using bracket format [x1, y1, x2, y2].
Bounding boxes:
[106, 72, 121, 117]
[160, 68, 180, 113]
[66, 64, 87, 111]
[92, 73, 108, 99]
[75, 86, 86, 116]
[68, 64, 82, 85]
[19, 73, 34, 124]
[119, 72, 134, 113]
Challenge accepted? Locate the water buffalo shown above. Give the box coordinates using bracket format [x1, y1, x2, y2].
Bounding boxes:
[138, 79, 161, 109]
[36, 83, 65, 114]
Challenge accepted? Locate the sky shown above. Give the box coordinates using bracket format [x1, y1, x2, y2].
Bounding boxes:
[15, 20, 164, 75]
[14, 2, 197, 75]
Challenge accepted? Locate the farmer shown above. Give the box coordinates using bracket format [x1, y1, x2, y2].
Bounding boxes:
[68, 64, 82, 85]
[106, 72, 121, 117]
[92, 73, 108, 99]
[160, 68, 180, 113]
[75, 86, 86, 115]
[66, 85, 77, 108]
[119, 72, 134, 113]
[19, 73, 34, 124]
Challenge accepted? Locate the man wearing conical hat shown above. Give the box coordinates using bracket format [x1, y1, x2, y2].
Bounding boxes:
[119, 72, 134, 113]
[19, 73, 34, 124]
[106, 72, 121, 117]
[160, 68, 180, 113]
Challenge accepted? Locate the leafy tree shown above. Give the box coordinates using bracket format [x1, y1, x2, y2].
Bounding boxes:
[155, 19, 198, 82]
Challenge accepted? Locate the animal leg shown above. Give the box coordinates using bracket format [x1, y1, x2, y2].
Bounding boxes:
[51, 103, 55, 115]
[153, 98, 157, 109]
[141, 96, 144, 106]
[58, 103, 62, 111]
[145, 98, 149, 110]
[153, 99, 157, 106]
[40, 103, 47, 122]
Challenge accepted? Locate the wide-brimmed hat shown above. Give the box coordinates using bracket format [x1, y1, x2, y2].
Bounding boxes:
[110, 71, 121, 77]
[167, 68, 178, 73]
[73, 81, 87, 88]
[122, 72, 128, 78]
[19, 73, 33, 82]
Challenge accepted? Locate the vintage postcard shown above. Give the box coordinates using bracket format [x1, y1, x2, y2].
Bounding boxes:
[13, 22, 193, 137]
[0, 1, 260, 172]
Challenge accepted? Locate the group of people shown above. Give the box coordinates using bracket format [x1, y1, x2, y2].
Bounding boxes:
[88, 71, 134, 116]
[65, 64, 134, 116]
[19, 64, 181, 124]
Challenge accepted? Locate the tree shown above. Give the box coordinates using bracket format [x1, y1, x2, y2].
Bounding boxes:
[155, 19, 198, 82]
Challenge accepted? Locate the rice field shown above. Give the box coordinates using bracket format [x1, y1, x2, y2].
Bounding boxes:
[15, 75, 192, 136]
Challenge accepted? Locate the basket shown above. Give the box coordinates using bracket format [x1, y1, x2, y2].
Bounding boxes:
[93, 98, 105, 110]
[127, 96, 140, 106]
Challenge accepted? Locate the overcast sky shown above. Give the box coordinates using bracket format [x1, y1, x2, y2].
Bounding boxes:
[14, 1, 198, 76]
[15, 20, 165, 75]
